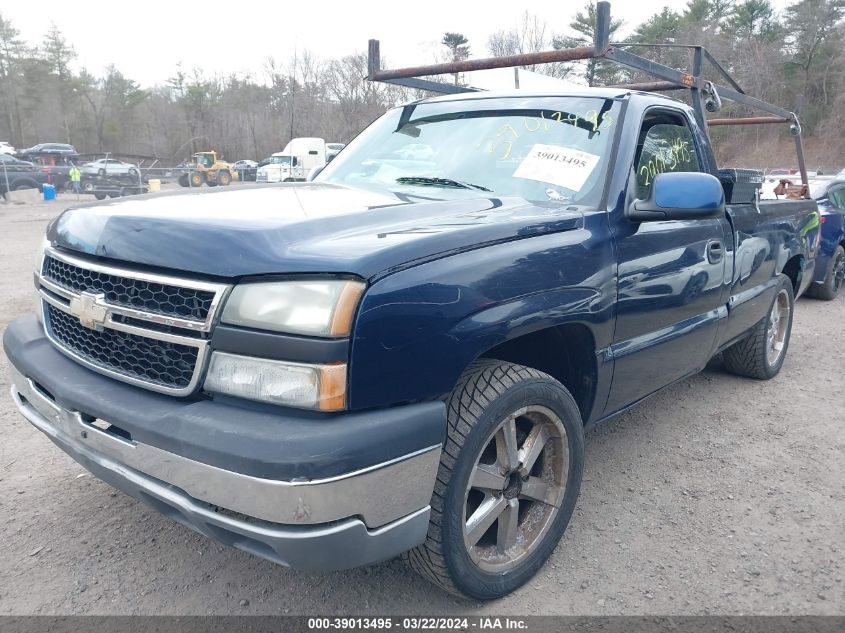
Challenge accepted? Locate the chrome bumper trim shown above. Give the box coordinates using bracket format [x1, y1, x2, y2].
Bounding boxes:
[10, 366, 441, 528]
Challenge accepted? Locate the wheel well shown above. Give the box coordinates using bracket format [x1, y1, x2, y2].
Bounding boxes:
[781, 255, 803, 293]
[478, 324, 597, 423]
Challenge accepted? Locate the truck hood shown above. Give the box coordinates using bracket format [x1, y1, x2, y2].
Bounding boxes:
[48, 183, 584, 279]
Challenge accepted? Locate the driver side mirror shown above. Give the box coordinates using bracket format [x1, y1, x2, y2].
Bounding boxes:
[627, 171, 725, 222]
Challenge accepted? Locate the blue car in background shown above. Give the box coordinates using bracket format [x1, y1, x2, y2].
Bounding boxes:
[809, 178, 845, 300]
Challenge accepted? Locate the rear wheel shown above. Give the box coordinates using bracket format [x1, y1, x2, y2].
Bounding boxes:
[808, 245, 845, 301]
[94, 192, 107, 200]
[723, 274, 794, 379]
[404, 360, 584, 599]
[98, 168, 106, 177]
[82, 180, 95, 192]
[216, 170, 232, 186]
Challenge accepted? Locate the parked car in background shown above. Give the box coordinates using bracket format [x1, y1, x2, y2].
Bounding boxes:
[233, 159, 258, 182]
[0, 155, 48, 196]
[0, 153, 37, 172]
[0, 141, 15, 155]
[18, 143, 76, 155]
[81, 158, 139, 179]
[808, 178, 845, 300]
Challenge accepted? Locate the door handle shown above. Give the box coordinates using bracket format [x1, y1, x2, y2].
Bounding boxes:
[706, 240, 724, 264]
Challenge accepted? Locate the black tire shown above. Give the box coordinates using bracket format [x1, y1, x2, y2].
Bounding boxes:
[807, 245, 845, 301]
[723, 274, 794, 380]
[216, 170, 232, 186]
[404, 360, 585, 599]
[98, 168, 106, 177]
[206, 180, 218, 187]
[13, 181, 37, 191]
[128, 168, 138, 177]
[94, 192, 107, 200]
[283, 177, 294, 183]
[178, 174, 189, 187]
[82, 180, 95, 192]
[188, 171, 204, 187]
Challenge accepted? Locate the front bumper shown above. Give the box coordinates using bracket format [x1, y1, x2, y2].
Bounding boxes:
[5, 315, 445, 570]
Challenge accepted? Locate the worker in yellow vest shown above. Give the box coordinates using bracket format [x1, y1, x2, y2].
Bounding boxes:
[68, 165, 81, 194]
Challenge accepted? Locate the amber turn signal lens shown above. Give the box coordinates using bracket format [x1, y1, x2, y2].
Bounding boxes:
[329, 281, 366, 337]
[318, 363, 348, 411]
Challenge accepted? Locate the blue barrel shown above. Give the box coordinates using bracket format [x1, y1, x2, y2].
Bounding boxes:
[42, 183, 56, 201]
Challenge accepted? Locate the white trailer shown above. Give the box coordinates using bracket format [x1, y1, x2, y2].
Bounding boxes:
[256, 137, 327, 183]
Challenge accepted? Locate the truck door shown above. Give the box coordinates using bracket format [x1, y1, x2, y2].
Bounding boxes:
[604, 108, 731, 413]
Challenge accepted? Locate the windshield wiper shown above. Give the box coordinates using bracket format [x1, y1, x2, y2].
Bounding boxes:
[395, 176, 491, 192]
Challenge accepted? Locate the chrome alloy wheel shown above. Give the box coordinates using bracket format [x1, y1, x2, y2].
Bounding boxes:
[462, 405, 568, 572]
[766, 288, 791, 365]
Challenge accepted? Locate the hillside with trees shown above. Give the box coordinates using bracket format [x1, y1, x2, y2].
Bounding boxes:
[0, 0, 842, 168]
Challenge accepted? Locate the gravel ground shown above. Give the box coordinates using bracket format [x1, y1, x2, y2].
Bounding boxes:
[0, 193, 843, 615]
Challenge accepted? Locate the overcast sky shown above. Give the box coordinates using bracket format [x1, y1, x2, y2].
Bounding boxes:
[2, 0, 790, 87]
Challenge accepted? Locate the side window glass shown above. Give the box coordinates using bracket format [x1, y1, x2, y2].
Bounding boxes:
[830, 189, 845, 210]
[635, 121, 701, 199]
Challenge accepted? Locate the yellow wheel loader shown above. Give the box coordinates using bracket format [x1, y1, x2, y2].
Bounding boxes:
[177, 151, 238, 187]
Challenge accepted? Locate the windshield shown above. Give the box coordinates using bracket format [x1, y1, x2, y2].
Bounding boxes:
[318, 96, 622, 204]
[269, 155, 292, 165]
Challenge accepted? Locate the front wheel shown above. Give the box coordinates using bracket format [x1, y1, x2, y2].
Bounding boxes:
[723, 274, 794, 379]
[404, 361, 584, 599]
[216, 170, 232, 186]
[188, 171, 204, 187]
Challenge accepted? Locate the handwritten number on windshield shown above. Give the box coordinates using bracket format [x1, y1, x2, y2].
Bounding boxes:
[477, 111, 615, 161]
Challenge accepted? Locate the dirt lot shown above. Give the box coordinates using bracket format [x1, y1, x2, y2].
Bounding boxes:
[0, 193, 842, 616]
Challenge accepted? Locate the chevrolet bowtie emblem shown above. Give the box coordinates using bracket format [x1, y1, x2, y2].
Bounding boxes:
[69, 292, 108, 330]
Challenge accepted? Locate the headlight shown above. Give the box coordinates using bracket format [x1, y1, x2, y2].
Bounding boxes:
[204, 352, 346, 410]
[221, 280, 365, 337]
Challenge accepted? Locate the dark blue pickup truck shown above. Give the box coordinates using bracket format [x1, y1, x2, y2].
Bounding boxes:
[4, 88, 819, 599]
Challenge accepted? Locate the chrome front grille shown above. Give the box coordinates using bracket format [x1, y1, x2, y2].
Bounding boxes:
[46, 304, 200, 389]
[43, 255, 215, 322]
[37, 248, 230, 396]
